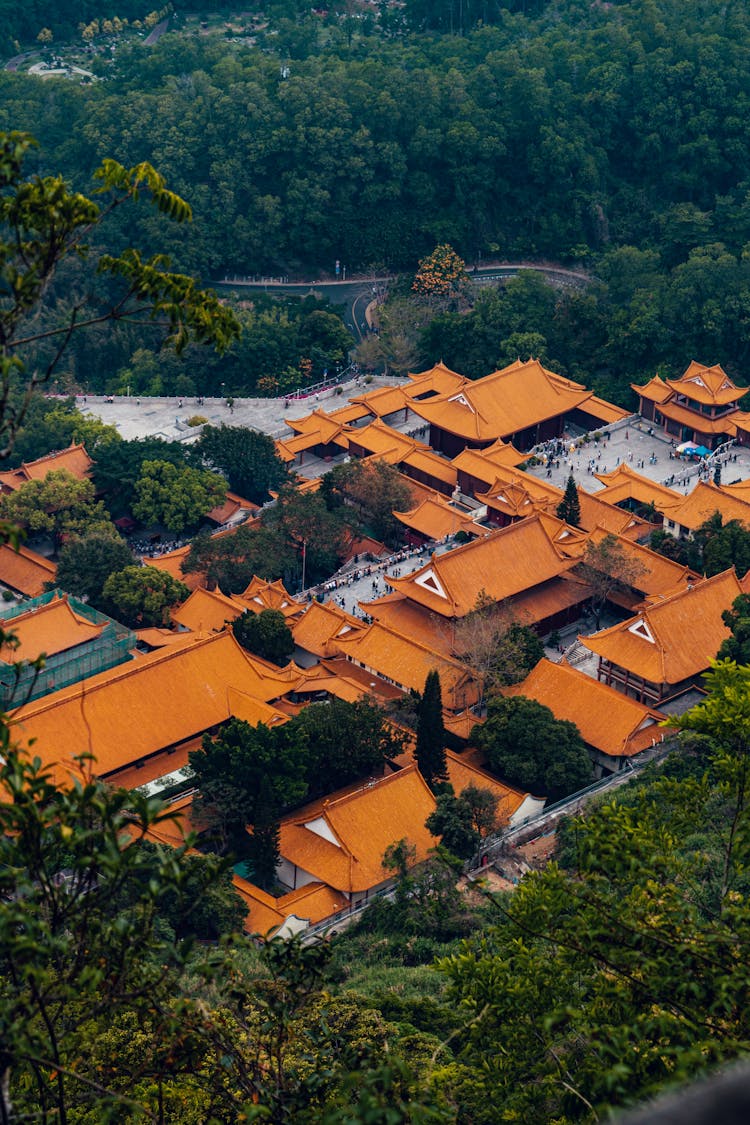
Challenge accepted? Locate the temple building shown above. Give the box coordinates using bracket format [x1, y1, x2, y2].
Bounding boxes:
[632, 361, 750, 450]
[408, 358, 627, 456]
[581, 568, 747, 706]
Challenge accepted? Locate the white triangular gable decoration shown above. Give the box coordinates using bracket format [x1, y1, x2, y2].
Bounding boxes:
[688, 376, 706, 388]
[628, 618, 655, 643]
[304, 816, 342, 847]
[448, 392, 475, 412]
[415, 568, 448, 599]
[336, 625, 352, 636]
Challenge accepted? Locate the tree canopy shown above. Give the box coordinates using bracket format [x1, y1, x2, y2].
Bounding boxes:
[232, 607, 295, 666]
[195, 424, 289, 505]
[476, 694, 592, 799]
[132, 459, 227, 533]
[102, 564, 188, 627]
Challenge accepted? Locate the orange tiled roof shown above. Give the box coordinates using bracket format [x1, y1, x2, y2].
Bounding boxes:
[0, 443, 93, 492]
[205, 491, 259, 525]
[582, 527, 700, 600]
[349, 383, 411, 418]
[632, 374, 673, 406]
[11, 631, 301, 781]
[577, 490, 650, 539]
[143, 545, 204, 591]
[444, 749, 528, 823]
[664, 481, 750, 533]
[279, 764, 438, 893]
[0, 592, 103, 663]
[393, 496, 483, 541]
[585, 395, 630, 425]
[388, 514, 576, 618]
[410, 358, 596, 442]
[451, 443, 527, 486]
[240, 576, 301, 619]
[665, 361, 747, 407]
[506, 573, 593, 627]
[651, 399, 738, 437]
[504, 658, 666, 757]
[361, 591, 456, 656]
[171, 587, 246, 633]
[443, 710, 483, 740]
[0, 543, 56, 597]
[401, 447, 458, 487]
[406, 361, 467, 398]
[292, 600, 364, 658]
[237, 877, 349, 937]
[344, 418, 424, 463]
[594, 464, 683, 513]
[477, 476, 554, 521]
[330, 619, 479, 710]
[582, 568, 742, 685]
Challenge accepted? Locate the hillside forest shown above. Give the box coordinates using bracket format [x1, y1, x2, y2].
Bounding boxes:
[2, 0, 750, 403]
[5, 2, 750, 1122]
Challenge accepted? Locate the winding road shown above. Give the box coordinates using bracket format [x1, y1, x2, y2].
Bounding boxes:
[215, 262, 591, 343]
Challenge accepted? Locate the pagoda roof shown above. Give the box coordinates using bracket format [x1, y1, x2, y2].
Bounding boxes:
[577, 490, 651, 538]
[651, 400, 738, 436]
[406, 361, 467, 397]
[143, 545, 203, 591]
[0, 443, 93, 493]
[409, 358, 594, 442]
[665, 361, 747, 406]
[360, 591, 455, 656]
[387, 514, 576, 619]
[348, 383, 410, 418]
[0, 592, 103, 664]
[630, 374, 673, 405]
[504, 658, 665, 758]
[0, 542, 56, 597]
[444, 749, 530, 823]
[451, 442, 527, 484]
[664, 481, 750, 532]
[278, 764, 438, 893]
[343, 418, 424, 462]
[240, 576, 301, 618]
[581, 568, 742, 685]
[582, 527, 700, 601]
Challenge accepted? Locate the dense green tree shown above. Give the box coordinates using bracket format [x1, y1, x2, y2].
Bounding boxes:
[195, 424, 289, 505]
[718, 594, 750, 664]
[270, 485, 348, 587]
[232, 607, 295, 666]
[189, 718, 308, 886]
[415, 670, 448, 790]
[290, 697, 406, 797]
[476, 694, 592, 799]
[90, 436, 190, 518]
[0, 129, 238, 459]
[132, 458, 226, 533]
[55, 531, 136, 608]
[102, 564, 188, 627]
[426, 792, 480, 860]
[185, 523, 297, 593]
[556, 473, 581, 526]
[0, 470, 115, 549]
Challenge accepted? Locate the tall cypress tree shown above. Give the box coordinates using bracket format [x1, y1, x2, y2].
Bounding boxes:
[416, 670, 448, 790]
[557, 474, 581, 527]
